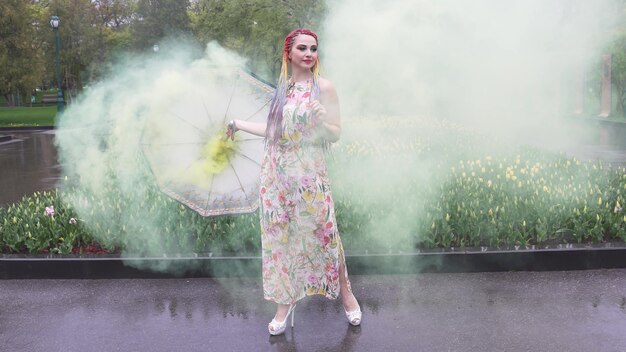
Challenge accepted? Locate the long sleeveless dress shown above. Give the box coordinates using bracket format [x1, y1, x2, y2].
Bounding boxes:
[259, 79, 351, 305]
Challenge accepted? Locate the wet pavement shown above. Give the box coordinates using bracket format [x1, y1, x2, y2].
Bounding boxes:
[0, 131, 60, 207]
[562, 144, 626, 166]
[1, 269, 626, 352]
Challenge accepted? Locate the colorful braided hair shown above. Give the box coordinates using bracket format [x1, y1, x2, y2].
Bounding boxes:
[266, 28, 321, 144]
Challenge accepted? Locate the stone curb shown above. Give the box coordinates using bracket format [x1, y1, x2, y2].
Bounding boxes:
[0, 126, 54, 132]
[2, 244, 626, 279]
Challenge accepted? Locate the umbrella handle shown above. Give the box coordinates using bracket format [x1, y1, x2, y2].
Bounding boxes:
[226, 120, 237, 141]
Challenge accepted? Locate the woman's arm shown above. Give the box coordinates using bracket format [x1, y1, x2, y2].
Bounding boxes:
[311, 78, 341, 142]
[229, 119, 266, 138]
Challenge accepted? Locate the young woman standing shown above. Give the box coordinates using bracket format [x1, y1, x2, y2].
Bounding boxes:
[228, 28, 361, 335]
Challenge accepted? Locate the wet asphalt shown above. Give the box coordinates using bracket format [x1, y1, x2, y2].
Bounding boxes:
[1, 269, 626, 352]
[0, 131, 60, 207]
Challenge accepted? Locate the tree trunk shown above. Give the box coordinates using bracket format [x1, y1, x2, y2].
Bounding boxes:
[4, 93, 15, 107]
[617, 82, 626, 115]
[616, 81, 626, 116]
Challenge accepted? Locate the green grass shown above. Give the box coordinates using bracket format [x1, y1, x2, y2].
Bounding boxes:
[0, 107, 57, 126]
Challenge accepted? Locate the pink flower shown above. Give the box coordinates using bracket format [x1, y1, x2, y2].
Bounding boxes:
[326, 261, 339, 279]
[315, 228, 331, 246]
[272, 249, 284, 262]
[300, 175, 314, 188]
[278, 193, 287, 204]
[278, 174, 291, 189]
[264, 225, 280, 239]
[45, 206, 55, 217]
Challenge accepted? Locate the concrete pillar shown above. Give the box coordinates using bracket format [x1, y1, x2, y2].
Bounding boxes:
[599, 54, 611, 118]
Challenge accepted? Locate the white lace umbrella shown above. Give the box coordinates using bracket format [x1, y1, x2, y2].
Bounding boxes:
[141, 67, 273, 216]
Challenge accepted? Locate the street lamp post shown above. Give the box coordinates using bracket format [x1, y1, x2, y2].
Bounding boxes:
[50, 16, 64, 114]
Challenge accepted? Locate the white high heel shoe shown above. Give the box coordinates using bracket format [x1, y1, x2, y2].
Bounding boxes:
[344, 307, 362, 326]
[268, 304, 297, 335]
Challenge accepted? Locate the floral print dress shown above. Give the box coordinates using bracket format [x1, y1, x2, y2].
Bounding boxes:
[260, 80, 350, 305]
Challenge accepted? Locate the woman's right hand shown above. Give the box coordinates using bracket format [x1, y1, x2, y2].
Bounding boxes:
[225, 119, 267, 138]
[226, 120, 237, 140]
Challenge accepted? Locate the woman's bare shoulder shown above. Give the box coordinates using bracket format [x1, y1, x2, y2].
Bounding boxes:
[318, 77, 337, 94]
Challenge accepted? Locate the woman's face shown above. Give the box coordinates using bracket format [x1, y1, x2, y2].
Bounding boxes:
[288, 34, 318, 72]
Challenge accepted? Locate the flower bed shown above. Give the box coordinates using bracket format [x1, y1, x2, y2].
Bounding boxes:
[1, 117, 625, 255]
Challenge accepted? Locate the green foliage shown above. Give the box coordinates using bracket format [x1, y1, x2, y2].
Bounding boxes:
[6, 0, 626, 111]
[3, 121, 253, 255]
[0, 0, 327, 98]
[190, 0, 327, 81]
[0, 190, 87, 254]
[0, 179, 262, 255]
[47, 0, 111, 91]
[102, 26, 133, 55]
[609, 30, 626, 115]
[0, 107, 56, 126]
[0, 0, 47, 106]
[330, 118, 626, 252]
[132, 0, 192, 50]
[419, 154, 626, 248]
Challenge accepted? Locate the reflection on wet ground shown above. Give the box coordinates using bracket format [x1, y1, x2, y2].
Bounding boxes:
[0, 131, 60, 207]
[1, 270, 626, 352]
[563, 145, 626, 166]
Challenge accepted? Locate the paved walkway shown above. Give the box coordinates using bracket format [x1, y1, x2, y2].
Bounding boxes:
[2, 269, 625, 352]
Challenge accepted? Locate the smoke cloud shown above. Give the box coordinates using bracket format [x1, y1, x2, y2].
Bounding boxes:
[55, 40, 259, 271]
[323, 0, 616, 139]
[320, 0, 620, 252]
[54, 1, 622, 273]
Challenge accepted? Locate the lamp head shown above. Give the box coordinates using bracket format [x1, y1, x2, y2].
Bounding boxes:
[50, 16, 60, 29]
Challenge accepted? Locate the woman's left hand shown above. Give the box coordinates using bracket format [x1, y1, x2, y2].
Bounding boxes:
[310, 100, 327, 124]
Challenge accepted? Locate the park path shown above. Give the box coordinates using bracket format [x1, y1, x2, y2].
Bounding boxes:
[1, 269, 625, 352]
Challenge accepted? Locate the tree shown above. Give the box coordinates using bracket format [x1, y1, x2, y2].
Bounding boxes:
[42, 0, 111, 96]
[0, 0, 47, 106]
[92, 0, 136, 28]
[90, 0, 135, 80]
[132, 0, 192, 50]
[0, 0, 326, 104]
[190, 0, 326, 81]
[600, 1, 626, 116]
[610, 31, 626, 115]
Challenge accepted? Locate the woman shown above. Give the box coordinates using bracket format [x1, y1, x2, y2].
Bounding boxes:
[228, 28, 361, 335]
